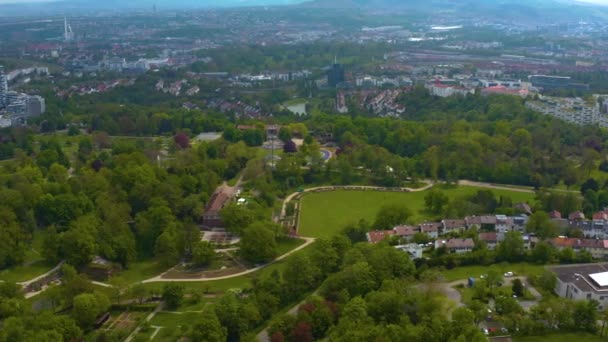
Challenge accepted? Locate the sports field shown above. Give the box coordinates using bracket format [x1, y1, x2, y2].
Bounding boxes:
[299, 186, 535, 238]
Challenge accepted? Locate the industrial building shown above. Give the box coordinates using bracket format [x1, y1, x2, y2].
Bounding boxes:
[550, 263, 608, 311]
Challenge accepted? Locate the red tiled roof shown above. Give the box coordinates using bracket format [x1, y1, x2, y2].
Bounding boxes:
[593, 212, 608, 220]
[393, 225, 418, 237]
[445, 238, 475, 249]
[549, 210, 562, 219]
[550, 237, 606, 249]
[478, 232, 498, 242]
[367, 230, 395, 244]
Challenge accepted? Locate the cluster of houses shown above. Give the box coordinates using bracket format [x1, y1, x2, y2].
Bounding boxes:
[367, 212, 535, 258]
[368, 205, 608, 260]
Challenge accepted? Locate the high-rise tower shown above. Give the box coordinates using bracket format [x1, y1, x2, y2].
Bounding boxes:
[64, 17, 74, 42]
[0, 66, 7, 109]
[327, 56, 345, 88]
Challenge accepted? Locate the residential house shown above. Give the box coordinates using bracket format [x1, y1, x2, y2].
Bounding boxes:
[420, 222, 440, 239]
[495, 215, 512, 233]
[523, 234, 539, 250]
[550, 237, 608, 259]
[367, 230, 396, 244]
[594, 211, 608, 221]
[441, 219, 467, 234]
[571, 220, 607, 239]
[478, 232, 499, 250]
[511, 215, 528, 233]
[549, 210, 562, 219]
[435, 238, 475, 254]
[393, 225, 418, 241]
[569, 211, 586, 221]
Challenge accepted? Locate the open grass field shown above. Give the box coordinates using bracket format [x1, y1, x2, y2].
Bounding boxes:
[441, 262, 547, 282]
[299, 186, 535, 238]
[514, 333, 604, 342]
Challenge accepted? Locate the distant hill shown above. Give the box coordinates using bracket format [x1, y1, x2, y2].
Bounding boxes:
[298, 0, 608, 22]
[0, 0, 306, 16]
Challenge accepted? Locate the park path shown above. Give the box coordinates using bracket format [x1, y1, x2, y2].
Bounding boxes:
[17, 260, 64, 288]
[457, 180, 535, 194]
[141, 237, 315, 283]
[124, 302, 165, 342]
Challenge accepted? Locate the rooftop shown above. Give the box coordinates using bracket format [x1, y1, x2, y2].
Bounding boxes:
[590, 272, 608, 287]
[550, 263, 608, 294]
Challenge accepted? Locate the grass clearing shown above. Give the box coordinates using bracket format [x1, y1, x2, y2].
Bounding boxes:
[441, 263, 546, 282]
[0, 260, 54, 283]
[0, 230, 54, 283]
[514, 333, 603, 342]
[299, 185, 535, 238]
[276, 237, 306, 256]
[117, 259, 168, 284]
[143, 244, 315, 293]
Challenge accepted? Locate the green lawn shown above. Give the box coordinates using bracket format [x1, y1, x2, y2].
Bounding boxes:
[441, 263, 546, 282]
[117, 259, 168, 284]
[514, 333, 603, 342]
[143, 244, 315, 294]
[299, 186, 535, 238]
[0, 260, 55, 283]
[275, 237, 306, 256]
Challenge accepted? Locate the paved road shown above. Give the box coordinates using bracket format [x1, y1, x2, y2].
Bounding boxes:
[438, 276, 541, 311]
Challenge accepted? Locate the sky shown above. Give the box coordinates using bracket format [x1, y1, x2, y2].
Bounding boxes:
[0, 0, 607, 4]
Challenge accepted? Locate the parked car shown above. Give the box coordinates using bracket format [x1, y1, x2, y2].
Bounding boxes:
[504, 271, 514, 277]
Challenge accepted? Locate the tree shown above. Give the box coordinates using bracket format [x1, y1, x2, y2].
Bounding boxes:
[292, 321, 313, 342]
[526, 211, 558, 239]
[424, 189, 449, 216]
[72, 292, 110, 329]
[497, 231, 525, 262]
[190, 308, 227, 342]
[108, 277, 128, 304]
[154, 227, 181, 267]
[240, 222, 277, 263]
[512, 278, 524, 297]
[129, 283, 149, 305]
[581, 178, 599, 195]
[220, 203, 255, 235]
[531, 241, 556, 264]
[283, 254, 319, 299]
[278, 126, 292, 142]
[60, 216, 99, 267]
[573, 300, 599, 333]
[283, 140, 298, 153]
[174, 132, 190, 149]
[162, 284, 185, 310]
[0, 207, 27, 268]
[373, 204, 412, 229]
[192, 241, 216, 267]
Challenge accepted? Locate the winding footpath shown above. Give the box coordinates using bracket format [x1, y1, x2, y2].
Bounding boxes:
[141, 237, 315, 283]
